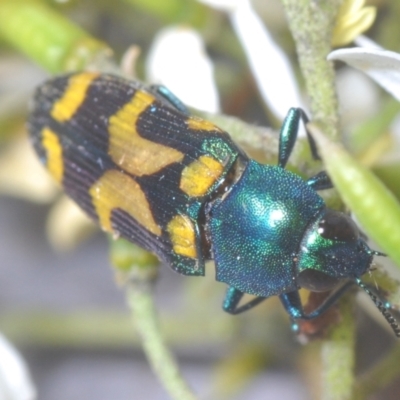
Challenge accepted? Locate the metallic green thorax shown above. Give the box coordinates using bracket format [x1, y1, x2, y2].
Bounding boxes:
[209, 160, 324, 297]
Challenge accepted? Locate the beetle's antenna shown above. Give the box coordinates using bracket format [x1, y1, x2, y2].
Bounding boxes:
[355, 278, 400, 337]
[369, 249, 386, 257]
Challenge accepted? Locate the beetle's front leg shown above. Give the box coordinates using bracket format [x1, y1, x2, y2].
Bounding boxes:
[149, 84, 190, 115]
[279, 108, 334, 191]
[223, 286, 267, 315]
[279, 282, 354, 330]
[279, 108, 316, 168]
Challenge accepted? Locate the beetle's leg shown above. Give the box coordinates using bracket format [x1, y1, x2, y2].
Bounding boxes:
[149, 84, 190, 115]
[279, 282, 354, 329]
[279, 108, 322, 168]
[306, 171, 333, 190]
[223, 286, 267, 314]
[279, 291, 307, 321]
[279, 108, 308, 167]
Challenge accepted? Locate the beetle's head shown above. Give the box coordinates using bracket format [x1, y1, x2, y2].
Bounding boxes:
[295, 208, 400, 337]
[296, 208, 379, 292]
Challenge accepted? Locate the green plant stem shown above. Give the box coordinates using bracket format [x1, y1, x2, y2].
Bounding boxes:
[200, 111, 318, 174]
[0, 310, 235, 350]
[200, 103, 342, 209]
[320, 296, 356, 400]
[348, 98, 400, 155]
[278, 3, 358, 396]
[110, 239, 198, 399]
[0, 0, 115, 73]
[126, 282, 198, 400]
[280, 0, 340, 139]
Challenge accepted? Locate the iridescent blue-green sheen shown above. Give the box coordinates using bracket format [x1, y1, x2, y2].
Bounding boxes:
[209, 160, 324, 297]
[297, 224, 372, 278]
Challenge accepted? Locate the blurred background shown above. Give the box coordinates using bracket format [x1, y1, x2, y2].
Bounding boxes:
[1, 0, 400, 399]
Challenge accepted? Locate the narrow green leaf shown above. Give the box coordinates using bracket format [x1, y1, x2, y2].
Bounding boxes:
[0, 0, 112, 73]
[124, 0, 207, 26]
[348, 98, 400, 155]
[310, 124, 400, 268]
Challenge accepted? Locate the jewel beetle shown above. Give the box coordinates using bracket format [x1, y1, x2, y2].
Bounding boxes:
[28, 72, 400, 336]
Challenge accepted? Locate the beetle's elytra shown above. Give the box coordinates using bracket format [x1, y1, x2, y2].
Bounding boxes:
[28, 72, 399, 336]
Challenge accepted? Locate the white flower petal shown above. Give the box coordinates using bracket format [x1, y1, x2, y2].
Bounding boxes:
[205, 0, 304, 120]
[328, 47, 400, 101]
[354, 35, 383, 50]
[146, 26, 220, 113]
[0, 334, 36, 400]
[335, 67, 380, 132]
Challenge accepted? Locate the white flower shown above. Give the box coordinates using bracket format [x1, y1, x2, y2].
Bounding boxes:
[0, 333, 36, 400]
[198, 0, 304, 120]
[329, 37, 400, 149]
[146, 26, 220, 113]
[328, 41, 400, 101]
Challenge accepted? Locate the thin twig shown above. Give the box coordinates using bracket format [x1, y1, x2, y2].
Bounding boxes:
[320, 296, 356, 400]
[280, 0, 341, 139]
[126, 281, 198, 400]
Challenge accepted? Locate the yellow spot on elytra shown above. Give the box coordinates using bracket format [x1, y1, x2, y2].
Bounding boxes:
[51, 72, 100, 122]
[89, 170, 161, 236]
[41, 127, 63, 183]
[180, 155, 224, 197]
[109, 90, 184, 176]
[186, 116, 222, 132]
[167, 215, 197, 258]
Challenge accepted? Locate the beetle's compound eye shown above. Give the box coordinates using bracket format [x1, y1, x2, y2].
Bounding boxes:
[297, 269, 341, 292]
[318, 209, 359, 242]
